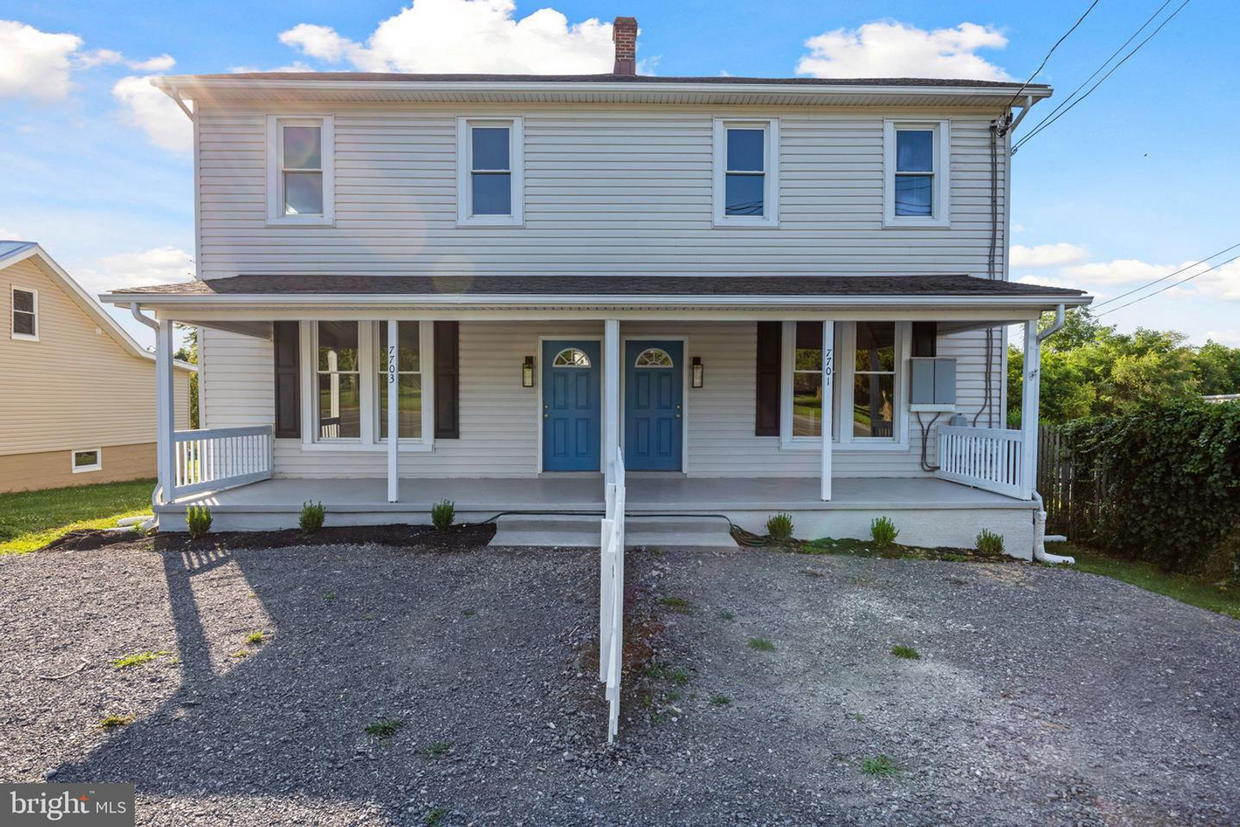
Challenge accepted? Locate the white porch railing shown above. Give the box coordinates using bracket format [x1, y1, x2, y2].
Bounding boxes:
[171, 425, 274, 499]
[935, 425, 1028, 500]
[599, 449, 626, 743]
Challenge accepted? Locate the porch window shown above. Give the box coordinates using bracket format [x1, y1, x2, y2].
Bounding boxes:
[11, 287, 37, 341]
[883, 120, 950, 227]
[792, 323, 824, 438]
[267, 116, 334, 225]
[457, 118, 524, 226]
[713, 118, 779, 227]
[377, 321, 423, 440]
[316, 321, 361, 439]
[853, 322, 896, 439]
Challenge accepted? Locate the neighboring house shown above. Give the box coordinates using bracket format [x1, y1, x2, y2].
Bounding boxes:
[0, 242, 194, 493]
[102, 17, 1090, 558]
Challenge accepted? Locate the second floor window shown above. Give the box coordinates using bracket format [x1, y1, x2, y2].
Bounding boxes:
[884, 120, 950, 227]
[458, 117, 524, 226]
[713, 118, 779, 228]
[267, 116, 334, 225]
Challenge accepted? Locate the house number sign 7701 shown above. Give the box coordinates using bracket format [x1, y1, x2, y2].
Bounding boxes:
[823, 346, 834, 389]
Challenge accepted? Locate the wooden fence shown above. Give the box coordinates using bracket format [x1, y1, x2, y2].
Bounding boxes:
[1036, 425, 1107, 539]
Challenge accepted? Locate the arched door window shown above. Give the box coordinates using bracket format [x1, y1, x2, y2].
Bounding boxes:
[552, 348, 592, 367]
[634, 348, 674, 368]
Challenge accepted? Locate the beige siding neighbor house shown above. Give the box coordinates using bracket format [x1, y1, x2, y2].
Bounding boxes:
[0, 242, 194, 493]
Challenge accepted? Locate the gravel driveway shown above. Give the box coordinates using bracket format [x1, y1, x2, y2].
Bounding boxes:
[1, 540, 1237, 826]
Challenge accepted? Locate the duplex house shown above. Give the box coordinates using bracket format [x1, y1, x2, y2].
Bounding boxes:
[102, 17, 1090, 558]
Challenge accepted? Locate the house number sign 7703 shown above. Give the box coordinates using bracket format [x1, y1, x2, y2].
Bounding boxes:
[388, 344, 397, 385]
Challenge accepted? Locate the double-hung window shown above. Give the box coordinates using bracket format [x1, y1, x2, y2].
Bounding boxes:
[267, 116, 334, 225]
[11, 287, 37, 341]
[316, 322, 361, 440]
[883, 120, 950, 227]
[457, 118, 524, 226]
[713, 119, 779, 227]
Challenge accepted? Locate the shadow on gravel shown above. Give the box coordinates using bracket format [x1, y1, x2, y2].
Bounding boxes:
[49, 542, 606, 822]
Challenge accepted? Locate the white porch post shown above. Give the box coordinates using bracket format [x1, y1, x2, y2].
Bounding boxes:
[1020, 319, 1040, 500]
[386, 319, 399, 503]
[155, 318, 176, 505]
[820, 320, 835, 501]
[604, 319, 620, 485]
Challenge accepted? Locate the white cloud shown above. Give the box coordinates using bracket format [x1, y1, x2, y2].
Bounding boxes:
[0, 225, 26, 240]
[129, 53, 176, 72]
[1010, 243, 1089, 268]
[1017, 273, 1087, 292]
[76, 47, 125, 68]
[278, 0, 614, 74]
[0, 20, 83, 100]
[229, 61, 316, 74]
[77, 246, 194, 295]
[796, 21, 1011, 80]
[1190, 259, 1240, 302]
[1202, 329, 1240, 346]
[112, 74, 192, 153]
[1061, 258, 1180, 287]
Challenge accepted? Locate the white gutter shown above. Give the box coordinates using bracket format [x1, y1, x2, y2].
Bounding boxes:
[1031, 302, 1074, 565]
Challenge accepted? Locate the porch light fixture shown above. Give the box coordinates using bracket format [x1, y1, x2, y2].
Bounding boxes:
[691, 356, 704, 388]
[522, 356, 535, 388]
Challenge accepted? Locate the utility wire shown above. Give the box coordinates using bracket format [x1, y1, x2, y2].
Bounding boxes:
[1015, 0, 1193, 150]
[1003, 0, 1102, 113]
[1090, 241, 1240, 309]
[1095, 251, 1240, 317]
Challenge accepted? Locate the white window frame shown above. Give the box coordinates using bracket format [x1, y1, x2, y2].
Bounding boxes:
[457, 117, 524, 227]
[713, 118, 780, 228]
[780, 321, 910, 451]
[298, 321, 435, 452]
[883, 120, 951, 228]
[266, 115, 335, 226]
[10, 286, 38, 341]
[71, 448, 102, 473]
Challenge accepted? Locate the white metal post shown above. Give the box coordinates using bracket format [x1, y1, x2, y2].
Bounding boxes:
[1020, 319, 1040, 500]
[387, 319, 399, 503]
[155, 319, 177, 505]
[820, 320, 835, 501]
[604, 319, 620, 486]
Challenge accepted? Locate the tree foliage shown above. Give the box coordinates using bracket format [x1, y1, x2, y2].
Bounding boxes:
[175, 324, 199, 430]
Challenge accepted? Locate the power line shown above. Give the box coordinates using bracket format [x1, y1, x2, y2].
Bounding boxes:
[1095, 251, 1240, 317]
[1091, 241, 1240, 309]
[1015, 0, 1193, 150]
[1003, 0, 1102, 113]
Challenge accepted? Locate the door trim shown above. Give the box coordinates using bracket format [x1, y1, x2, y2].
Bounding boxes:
[536, 334, 606, 475]
[620, 334, 689, 474]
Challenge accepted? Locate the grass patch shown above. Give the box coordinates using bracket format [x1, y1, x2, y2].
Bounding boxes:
[747, 637, 775, 652]
[890, 645, 920, 660]
[229, 650, 250, 659]
[709, 694, 731, 707]
[422, 740, 451, 759]
[365, 719, 404, 739]
[1057, 543, 1240, 621]
[0, 478, 154, 554]
[245, 630, 267, 645]
[646, 663, 691, 686]
[424, 807, 449, 827]
[98, 713, 135, 730]
[659, 596, 694, 614]
[461, 608, 476, 618]
[322, 592, 336, 602]
[860, 755, 900, 777]
[717, 609, 735, 621]
[112, 650, 172, 669]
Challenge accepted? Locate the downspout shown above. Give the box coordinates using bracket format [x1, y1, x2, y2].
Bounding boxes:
[1030, 303, 1073, 565]
[130, 304, 165, 518]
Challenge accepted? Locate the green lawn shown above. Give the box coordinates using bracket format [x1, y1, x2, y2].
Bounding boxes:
[1051, 542, 1240, 621]
[0, 478, 154, 554]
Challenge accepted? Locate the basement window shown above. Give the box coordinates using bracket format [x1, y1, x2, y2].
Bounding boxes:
[72, 448, 102, 473]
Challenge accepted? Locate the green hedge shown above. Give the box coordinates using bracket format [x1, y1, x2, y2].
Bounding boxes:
[1060, 401, 1240, 576]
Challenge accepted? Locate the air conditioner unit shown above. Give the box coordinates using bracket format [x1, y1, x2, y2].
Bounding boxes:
[910, 357, 956, 412]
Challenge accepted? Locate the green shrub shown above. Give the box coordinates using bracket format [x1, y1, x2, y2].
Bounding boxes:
[186, 506, 212, 539]
[299, 500, 325, 534]
[975, 529, 1004, 556]
[431, 499, 455, 531]
[870, 516, 899, 549]
[1061, 402, 1240, 576]
[766, 512, 794, 541]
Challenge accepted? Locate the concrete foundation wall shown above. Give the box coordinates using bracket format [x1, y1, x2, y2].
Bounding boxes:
[0, 442, 157, 494]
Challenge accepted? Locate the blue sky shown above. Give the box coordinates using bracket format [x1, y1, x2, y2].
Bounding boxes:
[1, 0, 1237, 349]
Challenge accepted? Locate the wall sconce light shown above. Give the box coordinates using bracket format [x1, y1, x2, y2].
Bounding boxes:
[522, 356, 535, 388]
[691, 356, 704, 388]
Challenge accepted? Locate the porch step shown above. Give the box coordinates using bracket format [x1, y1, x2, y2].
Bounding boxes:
[490, 514, 736, 549]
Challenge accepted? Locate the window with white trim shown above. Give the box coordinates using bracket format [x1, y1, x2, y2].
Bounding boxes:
[713, 118, 779, 227]
[11, 287, 37, 341]
[851, 322, 897, 439]
[376, 321, 423, 440]
[883, 120, 950, 227]
[457, 117, 524, 226]
[267, 116, 334, 225]
[71, 448, 101, 473]
[316, 321, 361, 440]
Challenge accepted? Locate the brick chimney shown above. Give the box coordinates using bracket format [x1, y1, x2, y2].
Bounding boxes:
[612, 16, 637, 75]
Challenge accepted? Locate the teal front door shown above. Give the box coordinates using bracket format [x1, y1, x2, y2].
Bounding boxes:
[624, 340, 683, 471]
[542, 340, 601, 472]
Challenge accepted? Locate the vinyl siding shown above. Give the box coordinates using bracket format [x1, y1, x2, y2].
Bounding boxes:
[196, 104, 1005, 280]
[0, 258, 190, 457]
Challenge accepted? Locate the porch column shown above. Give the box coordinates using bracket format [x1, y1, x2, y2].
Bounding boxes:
[155, 318, 177, 505]
[386, 319, 399, 503]
[820, 320, 835, 501]
[1020, 319, 1039, 500]
[604, 319, 620, 485]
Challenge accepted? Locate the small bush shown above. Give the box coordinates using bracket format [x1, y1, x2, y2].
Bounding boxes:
[870, 516, 899, 549]
[186, 506, 212, 539]
[976, 529, 1005, 556]
[431, 499, 455, 531]
[766, 512, 794, 542]
[299, 500, 325, 534]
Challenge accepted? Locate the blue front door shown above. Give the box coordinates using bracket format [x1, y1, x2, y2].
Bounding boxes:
[625, 340, 683, 471]
[542, 340, 601, 472]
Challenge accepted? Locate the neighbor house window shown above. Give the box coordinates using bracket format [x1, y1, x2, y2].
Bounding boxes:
[316, 321, 361, 439]
[713, 119, 779, 227]
[376, 321, 423, 440]
[11, 287, 37, 341]
[852, 322, 897, 439]
[883, 120, 950, 227]
[457, 118, 524, 226]
[71, 448, 101, 473]
[267, 116, 334, 225]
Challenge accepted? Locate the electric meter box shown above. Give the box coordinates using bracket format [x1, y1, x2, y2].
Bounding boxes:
[910, 357, 957, 412]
